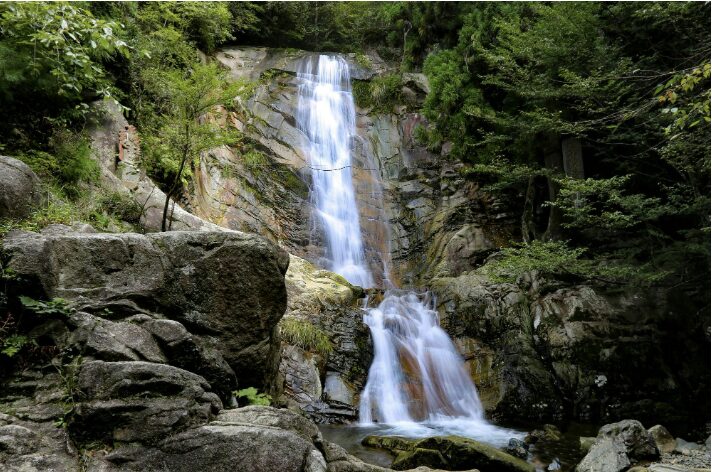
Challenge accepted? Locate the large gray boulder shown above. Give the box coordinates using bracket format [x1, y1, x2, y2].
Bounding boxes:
[0, 155, 44, 219]
[84, 406, 327, 472]
[2, 230, 290, 388]
[576, 420, 659, 472]
[69, 360, 221, 445]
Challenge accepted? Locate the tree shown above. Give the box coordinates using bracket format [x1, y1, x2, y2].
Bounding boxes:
[140, 63, 239, 231]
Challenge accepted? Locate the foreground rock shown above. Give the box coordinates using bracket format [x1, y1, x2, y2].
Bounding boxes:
[362, 435, 534, 472]
[84, 406, 458, 472]
[70, 361, 221, 445]
[0, 155, 45, 219]
[275, 255, 372, 423]
[576, 420, 659, 472]
[3, 230, 289, 388]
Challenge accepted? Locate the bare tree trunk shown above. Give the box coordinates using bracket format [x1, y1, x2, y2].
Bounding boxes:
[402, 21, 412, 68]
[521, 175, 537, 243]
[543, 135, 564, 241]
[161, 149, 190, 232]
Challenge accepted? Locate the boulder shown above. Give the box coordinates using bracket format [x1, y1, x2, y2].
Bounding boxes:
[648, 425, 676, 454]
[2, 230, 290, 388]
[576, 420, 659, 472]
[505, 438, 528, 459]
[363, 435, 533, 472]
[0, 155, 44, 219]
[142, 318, 237, 403]
[579, 437, 596, 453]
[69, 360, 221, 445]
[86, 406, 328, 472]
[68, 313, 167, 363]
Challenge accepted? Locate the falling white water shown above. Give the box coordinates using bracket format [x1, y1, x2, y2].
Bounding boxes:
[298, 55, 520, 447]
[297, 55, 373, 288]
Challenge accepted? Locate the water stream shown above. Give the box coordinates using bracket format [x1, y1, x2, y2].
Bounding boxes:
[298, 54, 521, 449]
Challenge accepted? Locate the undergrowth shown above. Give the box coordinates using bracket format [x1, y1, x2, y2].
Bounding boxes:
[278, 317, 333, 357]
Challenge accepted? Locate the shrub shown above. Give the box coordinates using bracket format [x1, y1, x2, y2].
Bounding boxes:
[352, 74, 403, 113]
[278, 317, 333, 357]
[234, 387, 271, 406]
[96, 192, 144, 225]
[49, 130, 99, 193]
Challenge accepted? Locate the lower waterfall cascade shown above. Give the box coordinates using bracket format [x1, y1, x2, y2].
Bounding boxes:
[298, 54, 520, 446]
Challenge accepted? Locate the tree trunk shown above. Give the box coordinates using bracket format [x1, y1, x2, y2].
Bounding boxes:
[542, 135, 564, 241]
[521, 175, 538, 243]
[161, 151, 190, 232]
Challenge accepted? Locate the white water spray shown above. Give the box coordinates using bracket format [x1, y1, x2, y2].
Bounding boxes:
[298, 55, 519, 446]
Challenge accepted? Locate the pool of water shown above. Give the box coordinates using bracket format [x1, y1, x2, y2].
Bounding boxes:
[319, 421, 598, 472]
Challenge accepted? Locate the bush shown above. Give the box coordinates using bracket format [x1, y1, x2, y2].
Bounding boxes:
[50, 130, 99, 192]
[234, 387, 271, 406]
[352, 74, 403, 112]
[278, 317, 333, 357]
[96, 192, 144, 225]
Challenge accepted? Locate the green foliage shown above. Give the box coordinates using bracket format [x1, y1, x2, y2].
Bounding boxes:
[480, 240, 665, 285]
[96, 191, 144, 226]
[550, 176, 664, 231]
[234, 387, 271, 406]
[140, 62, 240, 195]
[0, 185, 143, 236]
[1, 334, 29, 358]
[278, 317, 333, 357]
[353, 74, 402, 113]
[0, 2, 129, 101]
[17, 130, 98, 196]
[1, 297, 72, 359]
[19, 296, 74, 317]
[412, 2, 709, 289]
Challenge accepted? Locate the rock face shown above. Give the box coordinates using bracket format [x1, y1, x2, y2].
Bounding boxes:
[186, 47, 517, 288]
[86, 100, 224, 232]
[70, 360, 222, 444]
[0, 225, 455, 472]
[576, 420, 659, 472]
[2, 230, 289, 389]
[431, 272, 710, 428]
[275, 255, 372, 423]
[0, 155, 45, 219]
[363, 435, 534, 472]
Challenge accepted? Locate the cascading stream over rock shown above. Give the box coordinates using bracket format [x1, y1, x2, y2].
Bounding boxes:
[297, 54, 519, 447]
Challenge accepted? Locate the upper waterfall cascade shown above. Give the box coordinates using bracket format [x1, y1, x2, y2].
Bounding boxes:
[298, 55, 518, 446]
[297, 55, 373, 288]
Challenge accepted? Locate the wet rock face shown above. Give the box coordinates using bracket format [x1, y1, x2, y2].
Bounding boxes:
[432, 273, 707, 428]
[195, 47, 517, 288]
[2, 230, 289, 389]
[0, 155, 45, 219]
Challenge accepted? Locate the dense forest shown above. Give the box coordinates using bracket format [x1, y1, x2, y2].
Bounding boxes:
[1, 1, 709, 294]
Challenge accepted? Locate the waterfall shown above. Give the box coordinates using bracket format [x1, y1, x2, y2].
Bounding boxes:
[297, 55, 373, 288]
[358, 290, 485, 424]
[298, 55, 517, 446]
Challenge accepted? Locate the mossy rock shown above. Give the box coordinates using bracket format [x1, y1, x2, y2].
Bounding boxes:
[392, 448, 448, 470]
[362, 435, 534, 472]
